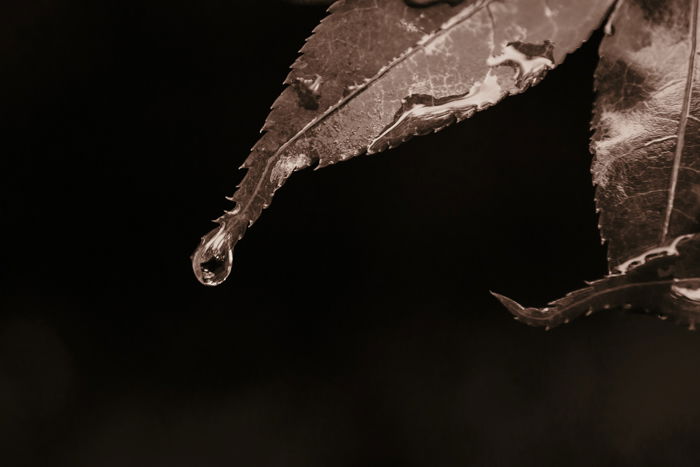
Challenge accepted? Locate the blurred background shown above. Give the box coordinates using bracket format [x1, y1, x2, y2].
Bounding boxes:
[3, 1, 700, 466]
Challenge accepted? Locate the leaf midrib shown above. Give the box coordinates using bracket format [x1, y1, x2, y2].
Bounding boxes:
[235, 0, 493, 222]
[662, 0, 700, 242]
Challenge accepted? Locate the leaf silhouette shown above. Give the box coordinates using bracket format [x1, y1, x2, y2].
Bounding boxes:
[498, 0, 700, 329]
[191, 0, 615, 286]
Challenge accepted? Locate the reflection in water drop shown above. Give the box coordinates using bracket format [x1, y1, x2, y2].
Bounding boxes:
[668, 282, 700, 330]
[192, 225, 234, 286]
[671, 283, 700, 302]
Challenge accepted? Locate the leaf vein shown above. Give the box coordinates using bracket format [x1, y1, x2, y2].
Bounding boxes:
[662, 0, 699, 242]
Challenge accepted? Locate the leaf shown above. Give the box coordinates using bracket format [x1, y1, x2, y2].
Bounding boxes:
[493, 234, 700, 330]
[284, 0, 335, 4]
[191, 0, 616, 286]
[498, 0, 700, 329]
[593, 0, 700, 271]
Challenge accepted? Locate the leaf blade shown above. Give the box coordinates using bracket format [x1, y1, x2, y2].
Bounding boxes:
[495, 233, 700, 330]
[498, 1, 700, 330]
[592, 0, 700, 270]
[193, 0, 615, 285]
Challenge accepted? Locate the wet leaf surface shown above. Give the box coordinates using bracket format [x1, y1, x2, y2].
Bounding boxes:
[503, 0, 700, 329]
[191, 0, 614, 286]
[592, 0, 700, 270]
[189, 0, 700, 331]
[495, 233, 700, 330]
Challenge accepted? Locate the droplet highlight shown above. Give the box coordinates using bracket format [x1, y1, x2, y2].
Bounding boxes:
[192, 225, 234, 286]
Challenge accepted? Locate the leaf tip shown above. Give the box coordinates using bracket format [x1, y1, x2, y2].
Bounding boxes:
[490, 291, 525, 314]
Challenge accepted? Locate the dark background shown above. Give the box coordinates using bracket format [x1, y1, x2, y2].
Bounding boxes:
[3, 1, 700, 466]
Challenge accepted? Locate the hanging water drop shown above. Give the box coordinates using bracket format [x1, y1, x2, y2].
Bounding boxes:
[192, 225, 234, 286]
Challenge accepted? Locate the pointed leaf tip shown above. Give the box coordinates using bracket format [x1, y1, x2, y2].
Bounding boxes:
[490, 291, 525, 314]
[490, 291, 564, 329]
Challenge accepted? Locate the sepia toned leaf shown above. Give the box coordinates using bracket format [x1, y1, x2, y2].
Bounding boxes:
[494, 234, 700, 330]
[191, 0, 615, 286]
[500, 0, 700, 329]
[593, 0, 700, 271]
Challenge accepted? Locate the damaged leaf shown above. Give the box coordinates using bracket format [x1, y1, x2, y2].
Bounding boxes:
[500, 0, 700, 330]
[192, 0, 614, 286]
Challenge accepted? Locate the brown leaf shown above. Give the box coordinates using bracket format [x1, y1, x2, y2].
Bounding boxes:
[500, 0, 700, 330]
[592, 0, 700, 271]
[494, 233, 700, 331]
[191, 0, 615, 285]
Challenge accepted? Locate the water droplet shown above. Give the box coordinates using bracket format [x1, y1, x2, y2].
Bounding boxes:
[192, 225, 233, 286]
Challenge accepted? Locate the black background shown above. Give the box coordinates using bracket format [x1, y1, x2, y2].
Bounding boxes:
[4, 1, 700, 466]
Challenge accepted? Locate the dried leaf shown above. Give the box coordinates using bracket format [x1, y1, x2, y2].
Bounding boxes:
[500, 0, 700, 329]
[593, 0, 700, 271]
[494, 233, 700, 330]
[192, 0, 615, 285]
